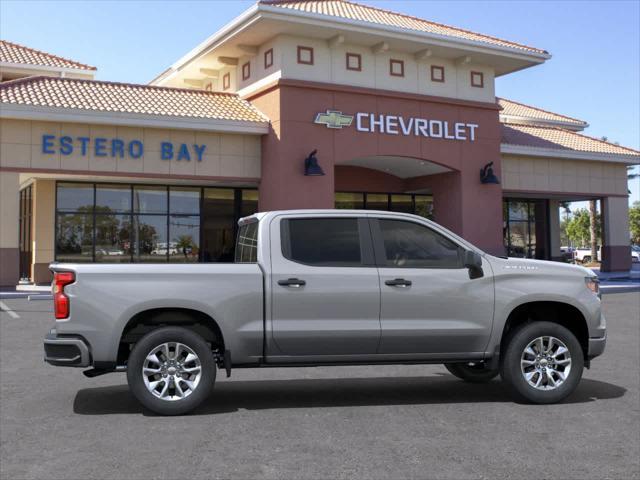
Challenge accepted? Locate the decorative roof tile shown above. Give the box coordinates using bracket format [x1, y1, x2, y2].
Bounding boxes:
[260, 0, 547, 54]
[502, 123, 639, 157]
[0, 40, 96, 71]
[0, 76, 269, 124]
[498, 98, 587, 127]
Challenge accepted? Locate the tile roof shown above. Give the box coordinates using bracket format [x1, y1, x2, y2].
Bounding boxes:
[0, 40, 96, 71]
[0, 76, 269, 124]
[502, 123, 640, 157]
[498, 98, 587, 127]
[260, 0, 547, 55]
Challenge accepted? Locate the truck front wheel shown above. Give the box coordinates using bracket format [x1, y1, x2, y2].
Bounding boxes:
[127, 326, 216, 415]
[500, 322, 584, 404]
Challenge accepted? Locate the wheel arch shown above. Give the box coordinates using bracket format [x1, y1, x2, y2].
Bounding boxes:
[500, 301, 589, 360]
[117, 308, 225, 365]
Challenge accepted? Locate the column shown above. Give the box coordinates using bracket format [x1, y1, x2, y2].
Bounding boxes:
[601, 196, 631, 272]
[548, 200, 562, 261]
[0, 172, 19, 286]
[32, 180, 56, 284]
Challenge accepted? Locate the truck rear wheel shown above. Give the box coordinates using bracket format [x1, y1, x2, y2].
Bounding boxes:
[444, 363, 499, 383]
[127, 326, 216, 415]
[500, 321, 584, 404]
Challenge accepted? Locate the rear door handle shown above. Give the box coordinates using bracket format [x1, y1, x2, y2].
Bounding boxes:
[278, 278, 306, 288]
[385, 278, 412, 287]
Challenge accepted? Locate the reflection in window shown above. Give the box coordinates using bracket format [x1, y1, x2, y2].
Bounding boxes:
[96, 184, 131, 213]
[95, 214, 131, 263]
[235, 222, 258, 263]
[133, 186, 167, 214]
[170, 215, 200, 263]
[133, 215, 168, 262]
[57, 183, 93, 212]
[170, 187, 200, 215]
[56, 183, 257, 263]
[56, 213, 93, 262]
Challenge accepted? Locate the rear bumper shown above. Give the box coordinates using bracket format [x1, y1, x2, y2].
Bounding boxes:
[587, 333, 607, 360]
[44, 330, 91, 367]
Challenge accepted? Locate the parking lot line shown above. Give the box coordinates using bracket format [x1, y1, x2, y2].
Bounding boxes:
[0, 300, 20, 319]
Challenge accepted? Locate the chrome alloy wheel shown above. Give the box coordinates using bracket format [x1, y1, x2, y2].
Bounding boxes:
[520, 336, 572, 391]
[142, 342, 202, 401]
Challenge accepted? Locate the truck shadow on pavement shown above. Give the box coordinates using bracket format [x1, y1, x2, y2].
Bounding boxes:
[73, 375, 626, 416]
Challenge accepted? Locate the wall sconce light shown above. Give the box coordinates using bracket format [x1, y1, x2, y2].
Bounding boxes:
[480, 161, 500, 184]
[304, 149, 325, 176]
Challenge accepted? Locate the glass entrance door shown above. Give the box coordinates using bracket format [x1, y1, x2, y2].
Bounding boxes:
[503, 198, 550, 259]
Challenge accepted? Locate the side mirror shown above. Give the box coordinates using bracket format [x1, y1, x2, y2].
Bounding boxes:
[463, 250, 484, 279]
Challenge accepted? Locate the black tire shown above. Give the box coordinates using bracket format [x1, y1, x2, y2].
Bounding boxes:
[444, 362, 499, 383]
[500, 321, 584, 404]
[582, 256, 591, 264]
[127, 326, 216, 415]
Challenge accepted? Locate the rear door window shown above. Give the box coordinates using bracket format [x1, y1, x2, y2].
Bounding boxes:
[281, 218, 363, 267]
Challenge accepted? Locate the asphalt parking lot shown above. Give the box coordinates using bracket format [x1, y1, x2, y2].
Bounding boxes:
[1, 293, 638, 480]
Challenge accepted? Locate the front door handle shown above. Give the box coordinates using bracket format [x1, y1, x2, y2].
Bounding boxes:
[385, 278, 412, 287]
[278, 278, 306, 288]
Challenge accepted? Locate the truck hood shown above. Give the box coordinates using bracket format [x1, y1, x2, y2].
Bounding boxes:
[485, 255, 596, 278]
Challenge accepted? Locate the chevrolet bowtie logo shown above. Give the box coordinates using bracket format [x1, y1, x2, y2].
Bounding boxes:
[314, 110, 354, 129]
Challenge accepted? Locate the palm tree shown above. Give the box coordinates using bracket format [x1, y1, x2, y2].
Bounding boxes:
[589, 200, 598, 263]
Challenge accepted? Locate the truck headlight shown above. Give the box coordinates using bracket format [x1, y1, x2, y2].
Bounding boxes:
[585, 276, 600, 298]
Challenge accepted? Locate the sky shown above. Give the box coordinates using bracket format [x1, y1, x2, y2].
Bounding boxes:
[1, 0, 638, 206]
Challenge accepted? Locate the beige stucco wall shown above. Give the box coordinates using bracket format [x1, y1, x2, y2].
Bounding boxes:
[0, 119, 262, 179]
[501, 154, 628, 195]
[234, 34, 495, 102]
[0, 170, 19, 249]
[32, 179, 55, 265]
[603, 196, 630, 246]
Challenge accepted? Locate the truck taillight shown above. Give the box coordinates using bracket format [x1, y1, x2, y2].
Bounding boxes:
[53, 271, 75, 319]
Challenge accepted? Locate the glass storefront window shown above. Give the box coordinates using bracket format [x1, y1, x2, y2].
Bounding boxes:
[241, 189, 259, 218]
[96, 184, 131, 213]
[390, 194, 413, 214]
[202, 188, 235, 262]
[334, 192, 433, 218]
[132, 215, 168, 262]
[133, 186, 167, 214]
[366, 193, 389, 211]
[503, 198, 548, 259]
[169, 215, 200, 263]
[55, 182, 256, 263]
[170, 187, 200, 215]
[56, 213, 93, 262]
[335, 192, 365, 210]
[95, 214, 131, 263]
[57, 183, 93, 212]
[414, 196, 434, 220]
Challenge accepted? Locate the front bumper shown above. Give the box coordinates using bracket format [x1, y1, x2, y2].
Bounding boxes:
[587, 332, 607, 360]
[44, 330, 91, 367]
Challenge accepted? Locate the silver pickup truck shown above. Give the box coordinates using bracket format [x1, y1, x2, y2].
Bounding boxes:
[45, 210, 606, 415]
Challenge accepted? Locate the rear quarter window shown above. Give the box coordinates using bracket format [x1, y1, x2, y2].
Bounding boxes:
[235, 221, 258, 263]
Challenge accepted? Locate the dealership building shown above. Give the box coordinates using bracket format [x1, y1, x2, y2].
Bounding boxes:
[1, 0, 638, 286]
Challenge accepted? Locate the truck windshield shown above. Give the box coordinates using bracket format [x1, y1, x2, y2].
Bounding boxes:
[235, 221, 258, 263]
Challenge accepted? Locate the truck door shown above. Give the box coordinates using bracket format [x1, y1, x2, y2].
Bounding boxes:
[269, 215, 381, 356]
[371, 217, 494, 356]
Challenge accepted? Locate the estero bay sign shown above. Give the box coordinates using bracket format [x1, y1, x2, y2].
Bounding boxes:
[314, 110, 479, 141]
[41, 134, 207, 161]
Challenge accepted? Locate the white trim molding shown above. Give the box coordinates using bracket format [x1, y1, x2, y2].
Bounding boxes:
[500, 115, 588, 131]
[501, 143, 640, 165]
[0, 103, 270, 135]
